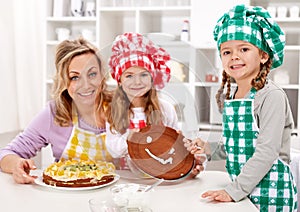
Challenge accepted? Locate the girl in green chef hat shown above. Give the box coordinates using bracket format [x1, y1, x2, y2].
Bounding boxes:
[201, 4, 298, 211]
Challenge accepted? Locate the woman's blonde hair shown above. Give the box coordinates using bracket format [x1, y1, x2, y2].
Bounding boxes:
[215, 57, 272, 111]
[106, 85, 163, 134]
[52, 38, 112, 126]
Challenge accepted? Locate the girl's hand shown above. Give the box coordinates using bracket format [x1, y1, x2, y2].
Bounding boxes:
[189, 154, 206, 177]
[183, 137, 210, 177]
[12, 158, 37, 184]
[183, 137, 211, 157]
[201, 189, 233, 202]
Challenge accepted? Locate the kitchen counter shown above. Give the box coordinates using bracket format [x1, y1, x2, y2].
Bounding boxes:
[0, 170, 258, 212]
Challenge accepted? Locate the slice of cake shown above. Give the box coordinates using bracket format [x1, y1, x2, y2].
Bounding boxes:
[43, 159, 116, 187]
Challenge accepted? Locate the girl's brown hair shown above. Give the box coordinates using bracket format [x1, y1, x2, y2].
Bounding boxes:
[106, 85, 162, 134]
[52, 38, 112, 126]
[215, 58, 272, 111]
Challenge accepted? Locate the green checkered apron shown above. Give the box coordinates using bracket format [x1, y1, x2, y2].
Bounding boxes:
[223, 88, 297, 211]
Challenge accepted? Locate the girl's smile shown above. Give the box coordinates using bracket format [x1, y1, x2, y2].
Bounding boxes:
[230, 63, 245, 70]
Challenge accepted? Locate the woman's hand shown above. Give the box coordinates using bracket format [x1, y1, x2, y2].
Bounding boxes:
[201, 189, 233, 202]
[12, 158, 37, 184]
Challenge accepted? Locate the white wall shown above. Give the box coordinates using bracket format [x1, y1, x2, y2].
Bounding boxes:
[191, 0, 250, 47]
[0, 2, 20, 132]
[0, 1, 44, 134]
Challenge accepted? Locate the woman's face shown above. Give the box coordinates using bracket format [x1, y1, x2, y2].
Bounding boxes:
[67, 53, 102, 109]
[220, 40, 269, 84]
[120, 66, 152, 102]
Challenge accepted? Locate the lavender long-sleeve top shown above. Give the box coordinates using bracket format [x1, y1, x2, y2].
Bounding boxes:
[0, 101, 105, 162]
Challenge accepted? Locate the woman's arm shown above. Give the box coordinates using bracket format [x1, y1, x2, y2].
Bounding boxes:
[0, 154, 37, 183]
[0, 103, 53, 183]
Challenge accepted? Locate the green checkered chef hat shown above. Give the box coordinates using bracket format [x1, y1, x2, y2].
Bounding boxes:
[213, 4, 285, 69]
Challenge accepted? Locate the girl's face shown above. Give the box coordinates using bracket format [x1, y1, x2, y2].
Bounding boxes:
[67, 53, 102, 109]
[220, 40, 269, 84]
[120, 66, 152, 102]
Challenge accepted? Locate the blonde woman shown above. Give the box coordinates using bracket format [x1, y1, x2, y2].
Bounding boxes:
[0, 38, 113, 184]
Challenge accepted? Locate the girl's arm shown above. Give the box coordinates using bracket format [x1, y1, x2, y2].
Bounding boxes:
[105, 122, 130, 158]
[159, 98, 179, 130]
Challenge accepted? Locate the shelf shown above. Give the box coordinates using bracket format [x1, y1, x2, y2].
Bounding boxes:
[198, 123, 222, 132]
[99, 6, 191, 11]
[194, 82, 220, 87]
[193, 44, 216, 49]
[46, 17, 97, 22]
[286, 45, 300, 51]
[275, 18, 300, 23]
[280, 84, 300, 89]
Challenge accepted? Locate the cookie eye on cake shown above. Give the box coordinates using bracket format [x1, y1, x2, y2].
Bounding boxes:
[146, 136, 152, 143]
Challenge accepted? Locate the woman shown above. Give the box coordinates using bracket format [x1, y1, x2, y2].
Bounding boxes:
[0, 38, 113, 184]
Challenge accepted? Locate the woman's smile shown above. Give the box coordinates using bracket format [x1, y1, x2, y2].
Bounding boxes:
[78, 90, 95, 97]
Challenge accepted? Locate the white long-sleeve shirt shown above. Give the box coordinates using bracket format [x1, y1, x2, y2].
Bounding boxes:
[106, 98, 179, 158]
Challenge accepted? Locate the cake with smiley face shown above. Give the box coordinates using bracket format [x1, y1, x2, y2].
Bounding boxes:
[127, 125, 194, 180]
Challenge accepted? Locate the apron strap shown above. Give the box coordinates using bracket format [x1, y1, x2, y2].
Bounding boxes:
[71, 103, 79, 127]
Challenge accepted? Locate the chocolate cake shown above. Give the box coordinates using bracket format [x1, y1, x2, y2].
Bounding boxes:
[42, 159, 116, 187]
[127, 125, 194, 180]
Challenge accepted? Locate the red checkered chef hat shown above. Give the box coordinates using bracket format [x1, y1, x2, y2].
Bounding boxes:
[108, 32, 171, 89]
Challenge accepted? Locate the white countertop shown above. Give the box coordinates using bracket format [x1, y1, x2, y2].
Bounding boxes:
[0, 170, 258, 212]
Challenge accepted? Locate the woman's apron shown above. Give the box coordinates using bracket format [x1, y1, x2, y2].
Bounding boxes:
[60, 109, 112, 162]
[223, 88, 297, 211]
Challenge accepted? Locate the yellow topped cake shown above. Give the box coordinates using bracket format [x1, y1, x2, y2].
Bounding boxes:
[42, 159, 116, 187]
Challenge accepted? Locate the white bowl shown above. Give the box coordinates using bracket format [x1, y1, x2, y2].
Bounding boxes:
[110, 183, 151, 209]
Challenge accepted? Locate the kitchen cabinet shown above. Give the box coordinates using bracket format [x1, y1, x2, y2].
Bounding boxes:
[44, 0, 300, 136]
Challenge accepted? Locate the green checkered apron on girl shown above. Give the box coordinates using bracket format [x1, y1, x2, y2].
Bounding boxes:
[223, 88, 297, 211]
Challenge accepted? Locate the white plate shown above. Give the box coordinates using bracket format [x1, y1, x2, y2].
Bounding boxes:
[116, 170, 154, 180]
[34, 174, 120, 191]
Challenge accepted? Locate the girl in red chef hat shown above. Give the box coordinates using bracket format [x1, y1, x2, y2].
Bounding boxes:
[105, 32, 206, 176]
